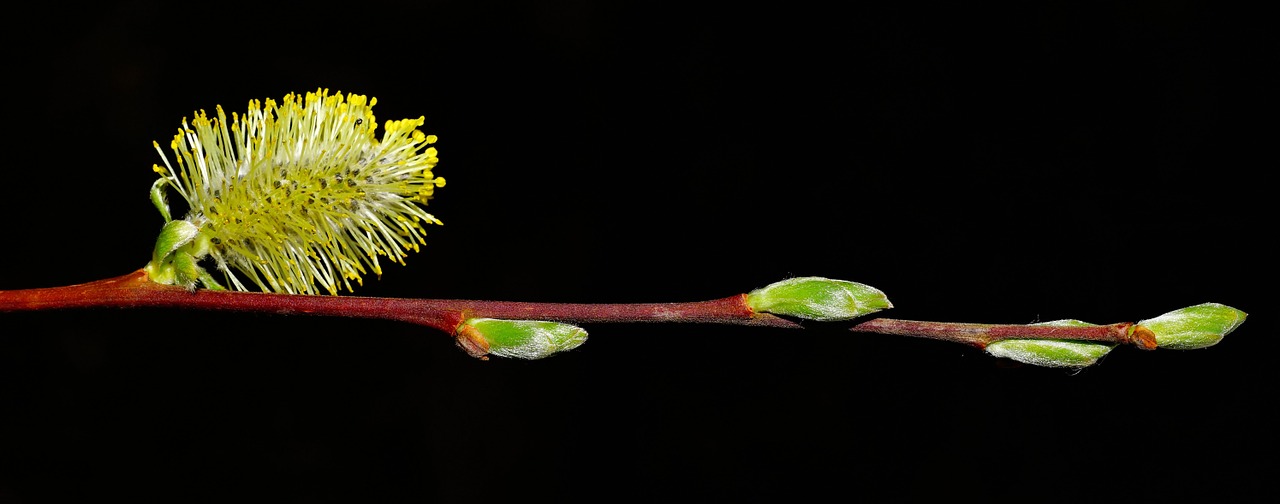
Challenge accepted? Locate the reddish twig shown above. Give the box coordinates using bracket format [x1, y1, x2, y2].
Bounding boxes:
[849, 318, 1157, 349]
[0, 269, 801, 336]
[2, 270, 1156, 350]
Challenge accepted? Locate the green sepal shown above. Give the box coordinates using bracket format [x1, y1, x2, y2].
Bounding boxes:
[456, 318, 588, 360]
[150, 178, 172, 223]
[746, 277, 891, 321]
[1139, 303, 1247, 350]
[151, 219, 199, 267]
[985, 320, 1115, 368]
[198, 269, 227, 291]
[171, 251, 201, 290]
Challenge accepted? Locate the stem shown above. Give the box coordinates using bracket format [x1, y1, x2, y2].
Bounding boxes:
[849, 318, 1157, 350]
[2, 270, 1157, 350]
[0, 269, 801, 336]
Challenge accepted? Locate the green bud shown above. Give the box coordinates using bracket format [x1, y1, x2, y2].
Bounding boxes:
[1138, 303, 1247, 350]
[456, 318, 588, 360]
[746, 277, 891, 321]
[984, 319, 1115, 368]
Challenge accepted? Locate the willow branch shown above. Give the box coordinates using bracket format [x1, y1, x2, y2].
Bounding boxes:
[5, 267, 1247, 366]
[0, 269, 802, 336]
[849, 318, 1157, 350]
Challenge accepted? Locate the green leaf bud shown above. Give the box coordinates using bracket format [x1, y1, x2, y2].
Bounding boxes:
[984, 319, 1115, 368]
[455, 318, 588, 360]
[746, 277, 891, 321]
[1138, 303, 1247, 350]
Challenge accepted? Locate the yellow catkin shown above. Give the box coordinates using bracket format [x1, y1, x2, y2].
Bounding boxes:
[151, 89, 443, 295]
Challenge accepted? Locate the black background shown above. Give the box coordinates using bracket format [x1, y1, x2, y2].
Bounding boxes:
[1, 1, 1272, 502]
